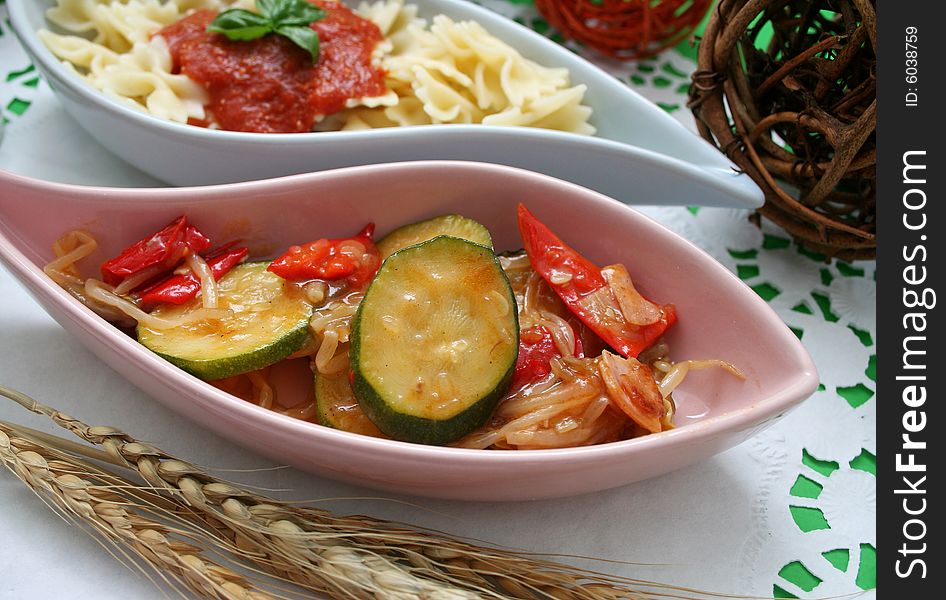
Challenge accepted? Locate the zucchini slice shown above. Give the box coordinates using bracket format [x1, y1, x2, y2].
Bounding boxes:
[138, 262, 312, 380]
[377, 214, 492, 259]
[351, 236, 519, 445]
[315, 372, 386, 437]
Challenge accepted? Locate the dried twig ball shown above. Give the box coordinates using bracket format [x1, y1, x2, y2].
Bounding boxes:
[688, 0, 876, 261]
[534, 0, 713, 59]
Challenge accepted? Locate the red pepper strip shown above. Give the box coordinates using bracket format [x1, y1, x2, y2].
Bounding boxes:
[517, 204, 675, 358]
[101, 216, 212, 286]
[509, 322, 586, 392]
[510, 326, 561, 392]
[267, 224, 380, 288]
[137, 246, 248, 310]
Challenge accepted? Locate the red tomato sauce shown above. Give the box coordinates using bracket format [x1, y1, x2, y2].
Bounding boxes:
[157, 1, 387, 133]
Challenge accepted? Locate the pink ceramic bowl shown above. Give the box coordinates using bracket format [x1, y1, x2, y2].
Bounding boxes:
[0, 162, 818, 500]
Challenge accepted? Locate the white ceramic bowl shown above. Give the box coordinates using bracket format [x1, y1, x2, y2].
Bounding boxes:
[8, 0, 762, 209]
[0, 161, 816, 500]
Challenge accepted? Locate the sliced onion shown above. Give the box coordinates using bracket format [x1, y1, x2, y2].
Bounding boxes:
[185, 251, 218, 309]
[598, 350, 664, 433]
[304, 281, 329, 305]
[321, 350, 350, 375]
[45, 230, 97, 277]
[494, 396, 590, 438]
[659, 359, 745, 397]
[576, 285, 628, 331]
[85, 279, 229, 330]
[247, 370, 275, 409]
[600, 264, 661, 326]
[314, 329, 340, 373]
[534, 312, 577, 357]
[452, 428, 503, 450]
[496, 376, 598, 419]
[113, 263, 168, 296]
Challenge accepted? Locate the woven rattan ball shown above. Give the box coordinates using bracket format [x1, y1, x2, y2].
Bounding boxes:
[688, 0, 876, 261]
[534, 0, 713, 59]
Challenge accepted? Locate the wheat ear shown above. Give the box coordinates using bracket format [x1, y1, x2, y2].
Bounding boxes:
[0, 425, 291, 600]
[1, 385, 746, 600]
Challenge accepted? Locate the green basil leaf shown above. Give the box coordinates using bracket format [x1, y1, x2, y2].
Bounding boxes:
[207, 9, 273, 41]
[206, 2, 325, 61]
[276, 24, 321, 63]
[276, 1, 325, 26]
[256, 0, 281, 21]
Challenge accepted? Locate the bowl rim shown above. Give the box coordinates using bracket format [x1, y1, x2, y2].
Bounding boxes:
[6, 0, 765, 212]
[6, 0, 680, 145]
[0, 161, 819, 465]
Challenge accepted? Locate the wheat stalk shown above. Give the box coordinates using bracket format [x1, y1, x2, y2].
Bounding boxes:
[0, 426, 288, 600]
[0, 385, 745, 600]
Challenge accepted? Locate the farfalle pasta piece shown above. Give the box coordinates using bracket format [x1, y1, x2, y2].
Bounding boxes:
[409, 65, 483, 123]
[38, 29, 119, 70]
[483, 85, 595, 135]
